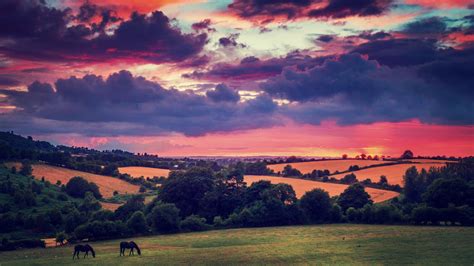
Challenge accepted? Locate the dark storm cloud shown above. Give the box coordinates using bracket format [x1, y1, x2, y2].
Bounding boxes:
[316, 35, 335, 43]
[182, 52, 331, 81]
[0, 71, 279, 137]
[261, 53, 474, 125]
[218, 33, 246, 48]
[352, 38, 441, 67]
[0, 75, 20, 86]
[402, 17, 448, 35]
[308, 0, 393, 19]
[0, 0, 207, 64]
[227, 0, 394, 23]
[192, 19, 216, 32]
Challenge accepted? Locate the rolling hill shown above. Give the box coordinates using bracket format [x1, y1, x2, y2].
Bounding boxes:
[268, 159, 393, 174]
[244, 175, 399, 203]
[118, 166, 170, 179]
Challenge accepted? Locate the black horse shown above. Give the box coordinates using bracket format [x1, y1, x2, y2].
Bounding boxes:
[120, 241, 141, 256]
[73, 244, 95, 259]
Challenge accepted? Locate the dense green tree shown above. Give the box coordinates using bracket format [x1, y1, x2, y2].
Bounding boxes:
[65, 176, 102, 199]
[159, 167, 214, 217]
[282, 165, 302, 177]
[300, 189, 332, 223]
[423, 178, 472, 208]
[403, 167, 425, 203]
[180, 215, 210, 232]
[127, 211, 148, 234]
[115, 194, 145, 221]
[337, 183, 372, 211]
[401, 150, 414, 159]
[19, 161, 32, 176]
[341, 173, 358, 184]
[147, 202, 181, 233]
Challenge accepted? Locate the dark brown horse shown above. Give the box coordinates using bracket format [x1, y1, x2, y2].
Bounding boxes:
[73, 244, 95, 259]
[120, 241, 141, 256]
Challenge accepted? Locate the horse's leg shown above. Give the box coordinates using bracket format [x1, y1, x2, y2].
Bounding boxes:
[73, 251, 76, 260]
[120, 248, 123, 256]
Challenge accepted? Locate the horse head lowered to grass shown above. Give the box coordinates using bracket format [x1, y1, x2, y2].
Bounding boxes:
[120, 241, 141, 256]
[73, 244, 95, 259]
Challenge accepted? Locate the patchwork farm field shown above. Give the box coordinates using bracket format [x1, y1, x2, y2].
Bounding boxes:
[331, 163, 447, 186]
[5, 163, 140, 198]
[1, 225, 472, 265]
[118, 166, 170, 179]
[268, 159, 393, 174]
[244, 175, 399, 203]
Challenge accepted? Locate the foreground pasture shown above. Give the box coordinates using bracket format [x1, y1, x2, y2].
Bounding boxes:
[331, 163, 446, 186]
[0, 225, 472, 265]
[244, 175, 399, 203]
[118, 166, 170, 179]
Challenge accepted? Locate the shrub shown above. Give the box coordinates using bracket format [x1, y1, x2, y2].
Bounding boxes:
[147, 203, 181, 233]
[180, 215, 210, 232]
[65, 176, 102, 199]
[127, 211, 149, 234]
[300, 189, 331, 223]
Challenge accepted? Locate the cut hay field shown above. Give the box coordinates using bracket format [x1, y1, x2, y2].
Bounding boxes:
[268, 159, 393, 174]
[100, 202, 122, 211]
[118, 166, 170, 179]
[331, 163, 447, 186]
[7, 163, 140, 198]
[244, 175, 399, 203]
[1, 225, 472, 265]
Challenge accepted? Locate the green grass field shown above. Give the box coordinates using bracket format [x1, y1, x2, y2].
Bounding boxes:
[0, 224, 473, 265]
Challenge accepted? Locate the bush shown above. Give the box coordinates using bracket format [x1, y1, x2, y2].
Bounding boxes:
[299, 189, 331, 223]
[180, 215, 210, 232]
[147, 203, 181, 233]
[127, 211, 149, 234]
[337, 183, 372, 212]
[65, 176, 102, 199]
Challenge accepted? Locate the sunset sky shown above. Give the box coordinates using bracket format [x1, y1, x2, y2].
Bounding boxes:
[0, 0, 473, 157]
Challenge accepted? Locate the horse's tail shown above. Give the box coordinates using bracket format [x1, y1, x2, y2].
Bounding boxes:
[89, 245, 96, 258]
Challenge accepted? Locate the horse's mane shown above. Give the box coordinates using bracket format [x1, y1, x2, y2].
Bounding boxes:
[131, 241, 141, 255]
[86, 244, 96, 257]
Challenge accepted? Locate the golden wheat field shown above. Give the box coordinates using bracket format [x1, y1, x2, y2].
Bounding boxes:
[244, 175, 399, 203]
[118, 166, 170, 179]
[100, 202, 122, 211]
[331, 163, 447, 186]
[400, 159, 457, 164]
[19, 164, 140, 198]
[268, 160, 394, 174]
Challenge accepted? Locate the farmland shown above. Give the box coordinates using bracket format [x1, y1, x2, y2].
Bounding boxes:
[268, 159, 393, 174]
[331, 163, 446, 186]
[244, 175, 399, 203]
[118, 166, 170, 179]
[6, 163, 140, 198]
[0, 224, 472, 265]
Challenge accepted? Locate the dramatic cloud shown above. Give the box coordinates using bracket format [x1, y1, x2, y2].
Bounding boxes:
[262, 53, 473, 125]
[1, 71, 278, 136]
[192, 19, 216, 32]
[183, 52, 330, 81]
[227, 0, 394, 23]
[0, 0, 207, 64]
[206, 84, 241, 102]
[218, 33, 246, 48]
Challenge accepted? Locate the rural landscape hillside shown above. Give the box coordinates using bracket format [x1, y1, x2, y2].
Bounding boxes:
[1, 0, 473, 263]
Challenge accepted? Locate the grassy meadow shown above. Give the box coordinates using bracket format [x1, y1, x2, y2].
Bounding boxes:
[0, 224, 472, 265]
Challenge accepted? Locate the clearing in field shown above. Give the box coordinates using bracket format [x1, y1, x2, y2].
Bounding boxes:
[331, 163, 446, 186]
[244, 175, 399, 203]
[268, 159, 394, 174]
[1, 224, 472, 265]
[118, 166, 170, 179]
[28, 164, 140, 198]
[100, 202, 122, 211]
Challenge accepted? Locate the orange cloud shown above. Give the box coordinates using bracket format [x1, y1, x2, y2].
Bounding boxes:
[404, 0, 473, 8]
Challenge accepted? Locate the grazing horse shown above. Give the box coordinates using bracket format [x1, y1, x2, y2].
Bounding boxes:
[120, 241, 141, 256]
[73, 244, 95, 259]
